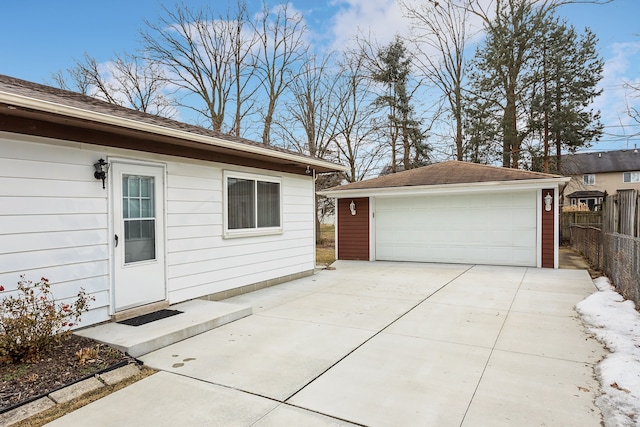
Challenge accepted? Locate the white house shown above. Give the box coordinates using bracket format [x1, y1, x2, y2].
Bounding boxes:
[0, 74, 344, 327]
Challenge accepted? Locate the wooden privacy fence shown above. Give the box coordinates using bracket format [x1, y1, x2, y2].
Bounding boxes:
[604, 189, 640, 237]
[571, 189, 640, 309]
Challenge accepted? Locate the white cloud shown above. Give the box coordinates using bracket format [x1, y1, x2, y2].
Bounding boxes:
[328, 0, 410, 51]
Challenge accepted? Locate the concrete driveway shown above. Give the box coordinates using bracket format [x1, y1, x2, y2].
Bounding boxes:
[47, 261, 606, 426]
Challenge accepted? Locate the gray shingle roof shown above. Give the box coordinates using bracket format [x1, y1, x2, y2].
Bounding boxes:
[325, 161, 562, 192]
[0, 74, 314, 161]
[560, 150, 640, 174]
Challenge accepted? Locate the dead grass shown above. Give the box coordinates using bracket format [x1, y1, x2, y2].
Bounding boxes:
[316, 224, 336, 267]
[12, 367, 157, 427]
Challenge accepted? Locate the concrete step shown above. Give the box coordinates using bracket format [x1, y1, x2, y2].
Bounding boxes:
[75, 299, 252, 357]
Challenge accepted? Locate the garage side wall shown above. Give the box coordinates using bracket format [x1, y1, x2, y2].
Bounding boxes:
[541, 188, 555, 268]
[337, 197, 370, 260]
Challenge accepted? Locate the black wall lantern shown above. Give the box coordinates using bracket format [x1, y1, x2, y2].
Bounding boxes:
[93, 158, 110, 189]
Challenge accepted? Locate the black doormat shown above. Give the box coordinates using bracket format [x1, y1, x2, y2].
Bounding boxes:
[118, 309, 183, 327]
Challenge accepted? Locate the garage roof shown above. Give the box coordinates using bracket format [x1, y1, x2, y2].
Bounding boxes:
[320, 161, 569, 196]
[0, 74, 345, 175]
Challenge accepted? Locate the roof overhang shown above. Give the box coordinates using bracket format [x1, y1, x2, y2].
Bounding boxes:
[0, 90, 347, 175]
[318, 177, 571, 198]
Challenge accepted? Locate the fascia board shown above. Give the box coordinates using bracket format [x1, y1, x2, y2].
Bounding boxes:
[317, 177, 571, 198]
[0, 91, 348, 172]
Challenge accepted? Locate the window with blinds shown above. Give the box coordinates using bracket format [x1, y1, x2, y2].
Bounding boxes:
[225, 172, 282, 236]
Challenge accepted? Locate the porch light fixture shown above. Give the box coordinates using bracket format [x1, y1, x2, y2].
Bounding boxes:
[349, 200, 356, 216]
[93, 158, 110, 189]
[544, 192, 553, 212]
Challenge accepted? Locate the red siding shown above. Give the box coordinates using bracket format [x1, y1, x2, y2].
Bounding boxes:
[541, 189, 555, 268]
[337, 198, 370, 260]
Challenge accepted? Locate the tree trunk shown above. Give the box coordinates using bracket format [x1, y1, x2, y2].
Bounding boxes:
[262, 98, 275, 145]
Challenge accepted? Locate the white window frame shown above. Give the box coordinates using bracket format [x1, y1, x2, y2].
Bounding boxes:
[623, 171, 640, 183]
[223, 170, 283, 238]
[583, 174, 596, 185]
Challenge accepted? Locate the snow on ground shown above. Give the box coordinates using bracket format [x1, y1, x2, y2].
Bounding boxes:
[576, 276, 640, 427]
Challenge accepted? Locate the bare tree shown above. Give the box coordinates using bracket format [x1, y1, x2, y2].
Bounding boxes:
[227, 0, 261, 136]
[402, 0, 472, 161]
[274, 53, 346, 243]
[50, 52, 174, 117]
[108, 53, 175, 117]
[277, 54, 340, 157]
[333, 51, 386, 182]
[49, 65, 92, 95]
[254, 2, 308, 145]
[141, 2, 256, 131]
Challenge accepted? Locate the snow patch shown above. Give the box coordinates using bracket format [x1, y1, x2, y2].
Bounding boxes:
[576, 276, 640, 427]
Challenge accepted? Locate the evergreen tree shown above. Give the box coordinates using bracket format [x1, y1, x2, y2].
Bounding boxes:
[371, 37, 429, 172]
[466, 0, 603, 169]
[528, 19, 603, 173]
[466, 0, 545, 168]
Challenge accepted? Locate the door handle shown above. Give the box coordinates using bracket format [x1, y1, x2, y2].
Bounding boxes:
[115, 234, 119, 248]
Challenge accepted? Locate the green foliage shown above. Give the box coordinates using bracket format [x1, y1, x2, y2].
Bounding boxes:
[527, 20, 603, 172]
[0, 276, 94, 364]
[372, 36, 430, 171]
[465, 0, 603, 170]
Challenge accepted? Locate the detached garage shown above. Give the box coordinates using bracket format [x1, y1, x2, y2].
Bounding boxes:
[319, 161, 569, 268]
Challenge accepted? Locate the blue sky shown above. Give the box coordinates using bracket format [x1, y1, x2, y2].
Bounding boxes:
[1, 0, 639, 153]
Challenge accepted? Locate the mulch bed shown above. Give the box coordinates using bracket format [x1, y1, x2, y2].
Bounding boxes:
[0, 335, 135, 413]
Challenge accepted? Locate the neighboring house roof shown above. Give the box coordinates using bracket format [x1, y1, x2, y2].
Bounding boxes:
[0, 74, 345, 174]
[319, 161, 568, 196]
[560, 150, 640, 175]
[566, 190, 605, 198]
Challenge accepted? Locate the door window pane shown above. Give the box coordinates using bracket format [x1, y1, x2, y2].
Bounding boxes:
[123, 175, 156, 263]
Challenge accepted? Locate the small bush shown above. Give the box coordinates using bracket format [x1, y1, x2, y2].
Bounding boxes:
[0, 275, 94, 364]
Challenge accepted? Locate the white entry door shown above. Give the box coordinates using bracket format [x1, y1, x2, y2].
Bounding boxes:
[112, 162, 166, 311]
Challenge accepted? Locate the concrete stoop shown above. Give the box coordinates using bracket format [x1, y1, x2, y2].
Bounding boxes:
[75, 299, 252, 358]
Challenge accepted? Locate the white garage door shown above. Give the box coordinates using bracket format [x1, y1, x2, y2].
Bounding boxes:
[375, 191, 537, 266]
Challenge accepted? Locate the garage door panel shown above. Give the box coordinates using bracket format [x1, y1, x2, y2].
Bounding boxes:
[375, 191, 537, 266]
[430, 196, 449, 208]
[511, 191, 535, 206]
[487, 193, 511, 207]
[513, 229, 536, 247]
[466, 193, 486, 208]
[513, 209, 536, 227]
[512, 248, 536, 265]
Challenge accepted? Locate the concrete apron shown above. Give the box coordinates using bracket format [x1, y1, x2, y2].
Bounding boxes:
[46, 261, 606, 427]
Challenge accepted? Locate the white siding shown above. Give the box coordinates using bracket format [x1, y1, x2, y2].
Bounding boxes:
[165, 162, 315, 303]
[0, 136, 110, 326]
[0, 132, 316, 326]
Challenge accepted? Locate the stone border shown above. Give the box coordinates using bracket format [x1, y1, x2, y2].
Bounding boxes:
[0, 364, 141, 426]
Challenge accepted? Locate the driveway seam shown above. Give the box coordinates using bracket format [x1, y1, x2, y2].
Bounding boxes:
[458, 267, 529, 426]
[283, 263, 476, 403]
